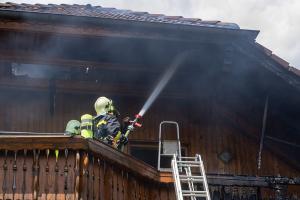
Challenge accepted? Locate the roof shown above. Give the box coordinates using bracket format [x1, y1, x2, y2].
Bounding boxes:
[255, 42, 300, 78]
[0, 2, 240, 30]
[0, 2, 298, 79]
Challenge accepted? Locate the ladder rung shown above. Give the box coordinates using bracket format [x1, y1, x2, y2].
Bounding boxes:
[182, 190, 208, 196]
[180, 179, 204, 182]
[177, 164, 199, 167]
[177, 161, 200, 164]
[180, 156, 198, 159]
[179, 175, 204, 182]
[182, 190, 207, 193]
[183, 193, 208, 197]
[179, 175, 203, 178]
[159, 168, 172, 173]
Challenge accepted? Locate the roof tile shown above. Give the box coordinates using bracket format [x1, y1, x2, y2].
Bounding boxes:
[163, 16, 183, 20]
[147, 13, 164, 17]
[200, 20, 220, 24]
[0, 2, 240, 30]
[180, 18, 202, 22]
[131, 11, 148, 16]
[255, 42, 272, 56]
[290, 67, 300, 76]
[271, 54, 290, 69]
[0, 3, 11, 7]
[255, 43, 299, 77]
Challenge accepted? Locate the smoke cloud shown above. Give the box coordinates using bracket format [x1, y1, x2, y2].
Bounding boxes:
[5, 0, 300, 69]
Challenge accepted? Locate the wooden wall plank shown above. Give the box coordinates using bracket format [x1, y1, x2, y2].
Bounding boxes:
[0, 89, 299, 178]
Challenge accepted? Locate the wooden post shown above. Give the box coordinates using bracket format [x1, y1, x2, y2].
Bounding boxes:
[74, 151, 81, 200]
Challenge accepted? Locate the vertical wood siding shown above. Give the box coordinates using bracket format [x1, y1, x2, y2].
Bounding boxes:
[0, 89, 299, 177]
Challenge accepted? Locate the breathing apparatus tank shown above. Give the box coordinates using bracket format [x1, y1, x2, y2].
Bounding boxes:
[80, 114, 93, 138]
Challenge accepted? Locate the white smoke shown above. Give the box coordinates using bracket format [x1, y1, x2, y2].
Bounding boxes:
[6, 0, 300, 69]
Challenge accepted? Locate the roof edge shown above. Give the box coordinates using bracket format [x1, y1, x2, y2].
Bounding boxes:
[0, 9, 259, 42]
[255, 42, 300, 77]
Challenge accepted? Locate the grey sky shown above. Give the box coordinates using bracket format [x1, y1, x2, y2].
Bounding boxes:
[3, 0, 300, 69]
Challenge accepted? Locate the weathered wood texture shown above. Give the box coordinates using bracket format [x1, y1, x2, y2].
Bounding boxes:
[0, 15, 299, 200]
[0, 20, 245, 44]
[0, 137, 175, 200]
[0, 89, 299, 178]
[0, 139, 299, 200]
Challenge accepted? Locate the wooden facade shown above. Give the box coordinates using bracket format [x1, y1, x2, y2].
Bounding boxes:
[0, 89, 299, 178]
[0, 3, 300, 199]
[0, 135, 299, 200]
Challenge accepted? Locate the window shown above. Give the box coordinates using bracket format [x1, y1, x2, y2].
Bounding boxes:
[129, 140, 187, 169]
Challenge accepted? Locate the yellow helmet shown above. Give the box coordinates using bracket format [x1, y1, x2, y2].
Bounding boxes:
[94, 96, 113, 116]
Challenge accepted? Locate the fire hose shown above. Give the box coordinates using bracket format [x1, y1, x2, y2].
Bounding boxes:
[113, 114, 142, 151]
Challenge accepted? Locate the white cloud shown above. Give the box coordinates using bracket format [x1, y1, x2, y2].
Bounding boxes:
[3, 0, 300, 68]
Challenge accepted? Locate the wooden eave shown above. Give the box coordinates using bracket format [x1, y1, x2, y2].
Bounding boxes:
[0, 9, 259, 43]
[234, 41, 300, 91]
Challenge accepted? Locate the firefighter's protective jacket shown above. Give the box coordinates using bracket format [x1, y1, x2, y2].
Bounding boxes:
[93, 114, 121, 140]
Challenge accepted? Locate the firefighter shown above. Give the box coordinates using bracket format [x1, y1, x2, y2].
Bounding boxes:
[93, 96, 127, 146]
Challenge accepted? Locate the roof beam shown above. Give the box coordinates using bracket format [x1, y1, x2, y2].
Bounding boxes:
[0, 77, 187, 99]
[0, 50, 159, 72]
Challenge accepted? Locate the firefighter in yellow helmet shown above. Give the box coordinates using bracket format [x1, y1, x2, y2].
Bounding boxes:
[93, 96, 127, 146]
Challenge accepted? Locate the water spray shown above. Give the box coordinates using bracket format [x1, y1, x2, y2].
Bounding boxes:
[138, 52, 188, 117]
[116, 52, 188, 150]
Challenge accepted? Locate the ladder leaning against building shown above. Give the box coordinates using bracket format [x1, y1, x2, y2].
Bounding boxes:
[156, 120, 210, 200]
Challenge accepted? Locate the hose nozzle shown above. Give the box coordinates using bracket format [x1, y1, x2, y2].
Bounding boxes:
[130, 114, 142, 128]
[135, 114, 142, 119]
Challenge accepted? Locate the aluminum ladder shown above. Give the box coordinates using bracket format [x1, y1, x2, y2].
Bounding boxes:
[157, 121, 181, 172]
[172, 154, 211, 200]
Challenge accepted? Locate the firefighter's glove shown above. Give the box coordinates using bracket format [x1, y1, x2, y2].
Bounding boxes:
[105, 135, 114, 145]
[122, 117, 130, 126]
[119, 134, 128, 145]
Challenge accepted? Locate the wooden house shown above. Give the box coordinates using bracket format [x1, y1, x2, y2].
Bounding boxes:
[0, 3, 299, 199]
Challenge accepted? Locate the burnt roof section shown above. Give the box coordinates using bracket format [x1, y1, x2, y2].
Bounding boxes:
[0, 2, 240, 30]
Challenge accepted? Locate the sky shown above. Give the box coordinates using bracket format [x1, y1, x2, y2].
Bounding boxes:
[3, 0, 300, 69]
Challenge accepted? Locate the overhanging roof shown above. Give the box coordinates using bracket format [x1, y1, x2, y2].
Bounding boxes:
[0, 2, 298, 83]
[0, 2, 259, 41]
[0, 2, 240, 29]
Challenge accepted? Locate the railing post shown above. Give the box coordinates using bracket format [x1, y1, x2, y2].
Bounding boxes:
[74, 151, 81, 200]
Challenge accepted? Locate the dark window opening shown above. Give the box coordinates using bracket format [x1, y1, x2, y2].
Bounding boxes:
[129, 141, 187, 169]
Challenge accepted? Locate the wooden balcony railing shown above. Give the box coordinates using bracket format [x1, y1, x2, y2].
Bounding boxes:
[0, 135, 175, 200]
[0, 135, 299, 200]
